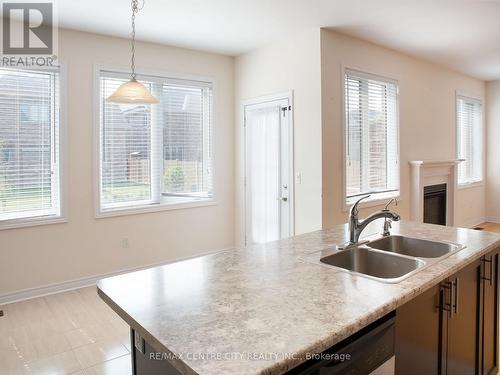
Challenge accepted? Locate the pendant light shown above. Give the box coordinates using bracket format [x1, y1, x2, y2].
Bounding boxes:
[107, 0, 158, 104]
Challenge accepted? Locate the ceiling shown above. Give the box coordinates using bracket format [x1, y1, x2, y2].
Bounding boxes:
[58, 0, 500, 81]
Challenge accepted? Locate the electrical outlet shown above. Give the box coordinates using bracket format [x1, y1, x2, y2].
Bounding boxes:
[121, 238, 129, 249]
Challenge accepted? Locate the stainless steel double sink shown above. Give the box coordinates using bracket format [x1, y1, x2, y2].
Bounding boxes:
[304, 235, 465, 283]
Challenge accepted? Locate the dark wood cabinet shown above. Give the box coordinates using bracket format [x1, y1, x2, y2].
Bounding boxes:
[396, 248, 499, 375]
[481, 252, 499, 375]
[443, 259, 482, 375]
[395, 284, 443, 375]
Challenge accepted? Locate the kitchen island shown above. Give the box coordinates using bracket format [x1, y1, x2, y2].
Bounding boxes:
[97, 222, 500, 374]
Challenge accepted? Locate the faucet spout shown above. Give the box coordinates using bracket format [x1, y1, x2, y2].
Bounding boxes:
[346, 196, 401, 246]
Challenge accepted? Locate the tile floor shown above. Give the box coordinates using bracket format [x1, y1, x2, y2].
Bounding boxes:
[0, 287, 132, 375]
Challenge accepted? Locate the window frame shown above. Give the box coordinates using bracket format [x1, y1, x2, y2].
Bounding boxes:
[0, 64, 67, 230]
[455, 92, 484, 189]
[93, 65, 217, 218]
[341, 66, 401, 210]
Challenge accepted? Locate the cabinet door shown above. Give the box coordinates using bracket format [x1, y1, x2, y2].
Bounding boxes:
[482, 252, 498, 375]
[446, 259, 482, 375]
[395, 285, 444, 375]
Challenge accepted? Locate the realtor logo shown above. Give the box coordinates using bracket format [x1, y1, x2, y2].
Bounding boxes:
[1, 1, 57, 66]
[2, 2, 53, 54]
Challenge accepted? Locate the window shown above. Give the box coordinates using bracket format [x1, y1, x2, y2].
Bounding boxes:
[456, 95, 483, 185]
[98, 70, 214, 214]
[0, 67, 62, 226]
[344, 69, 399, 205]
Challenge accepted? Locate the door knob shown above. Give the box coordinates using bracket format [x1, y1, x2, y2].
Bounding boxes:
[281, 197, 288, 202]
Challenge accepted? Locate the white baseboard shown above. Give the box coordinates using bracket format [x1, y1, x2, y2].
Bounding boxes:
[0, 247, 234, 305]
[485, 216, 500, 224]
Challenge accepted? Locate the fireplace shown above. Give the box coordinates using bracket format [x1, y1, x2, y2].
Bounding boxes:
[424, 184, 447, 225]
[409, 160, 461, 226]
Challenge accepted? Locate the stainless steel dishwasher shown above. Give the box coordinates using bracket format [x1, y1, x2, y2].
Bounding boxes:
[287, 312, 395, 375]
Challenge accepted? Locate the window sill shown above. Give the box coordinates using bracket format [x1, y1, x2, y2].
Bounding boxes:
[457, 181, 484, 190]
[96, 198, 217, 219]
[0, 216, 67, 231]
[343, 192, 400, 212]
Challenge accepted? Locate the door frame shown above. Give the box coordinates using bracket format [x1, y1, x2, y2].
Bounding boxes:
[241, 91, 295, 246]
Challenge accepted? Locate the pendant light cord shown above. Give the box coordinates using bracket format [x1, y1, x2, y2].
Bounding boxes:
[130, 0, 144, 81]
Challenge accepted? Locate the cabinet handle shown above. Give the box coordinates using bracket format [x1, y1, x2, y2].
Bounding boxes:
[482, 256, 493, 286]
[450, 280, 455, 318]
[489, 256, 493, 286]
[453, 278, 459, 314]
[442, 281, 454, 318]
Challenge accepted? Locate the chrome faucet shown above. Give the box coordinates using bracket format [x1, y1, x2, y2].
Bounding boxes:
[346, 195, 401, 247]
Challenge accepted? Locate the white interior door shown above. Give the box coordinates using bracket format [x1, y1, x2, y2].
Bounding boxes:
[244, 96, 293, 245]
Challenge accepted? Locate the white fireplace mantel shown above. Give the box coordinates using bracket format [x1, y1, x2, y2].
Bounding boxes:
[409, 160, 463, 226]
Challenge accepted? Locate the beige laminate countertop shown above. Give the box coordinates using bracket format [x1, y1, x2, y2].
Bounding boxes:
[97, 222, 500, 375]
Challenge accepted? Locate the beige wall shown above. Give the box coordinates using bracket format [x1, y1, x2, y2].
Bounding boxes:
[0, 29, 235, 296]
[234, 29, 323, 244]
[321, 29, 486, 229]
[486, 80, 500, 221]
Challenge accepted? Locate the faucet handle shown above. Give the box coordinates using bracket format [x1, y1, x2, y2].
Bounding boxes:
[384, 198, 398, 211]
[350, 195, 371, 216]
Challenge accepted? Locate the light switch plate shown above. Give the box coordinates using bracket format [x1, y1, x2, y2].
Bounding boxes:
[295, 172, 302, 184]
[134, 331, 145, 354]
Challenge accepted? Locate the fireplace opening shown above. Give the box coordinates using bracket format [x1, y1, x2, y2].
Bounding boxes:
[424, 184, 447, 226]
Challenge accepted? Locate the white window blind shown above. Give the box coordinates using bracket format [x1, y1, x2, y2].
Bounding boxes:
[344, 69, 399, 205]
[100, 76, 153, 208]
[99, 71, 213, 213]
[456, 95, 483, 185]
[0, 67, 61, 223]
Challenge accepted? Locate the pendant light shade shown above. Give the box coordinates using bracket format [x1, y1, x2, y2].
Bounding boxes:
[107, 78, 159, 104]
[106, 0, 158, 104]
